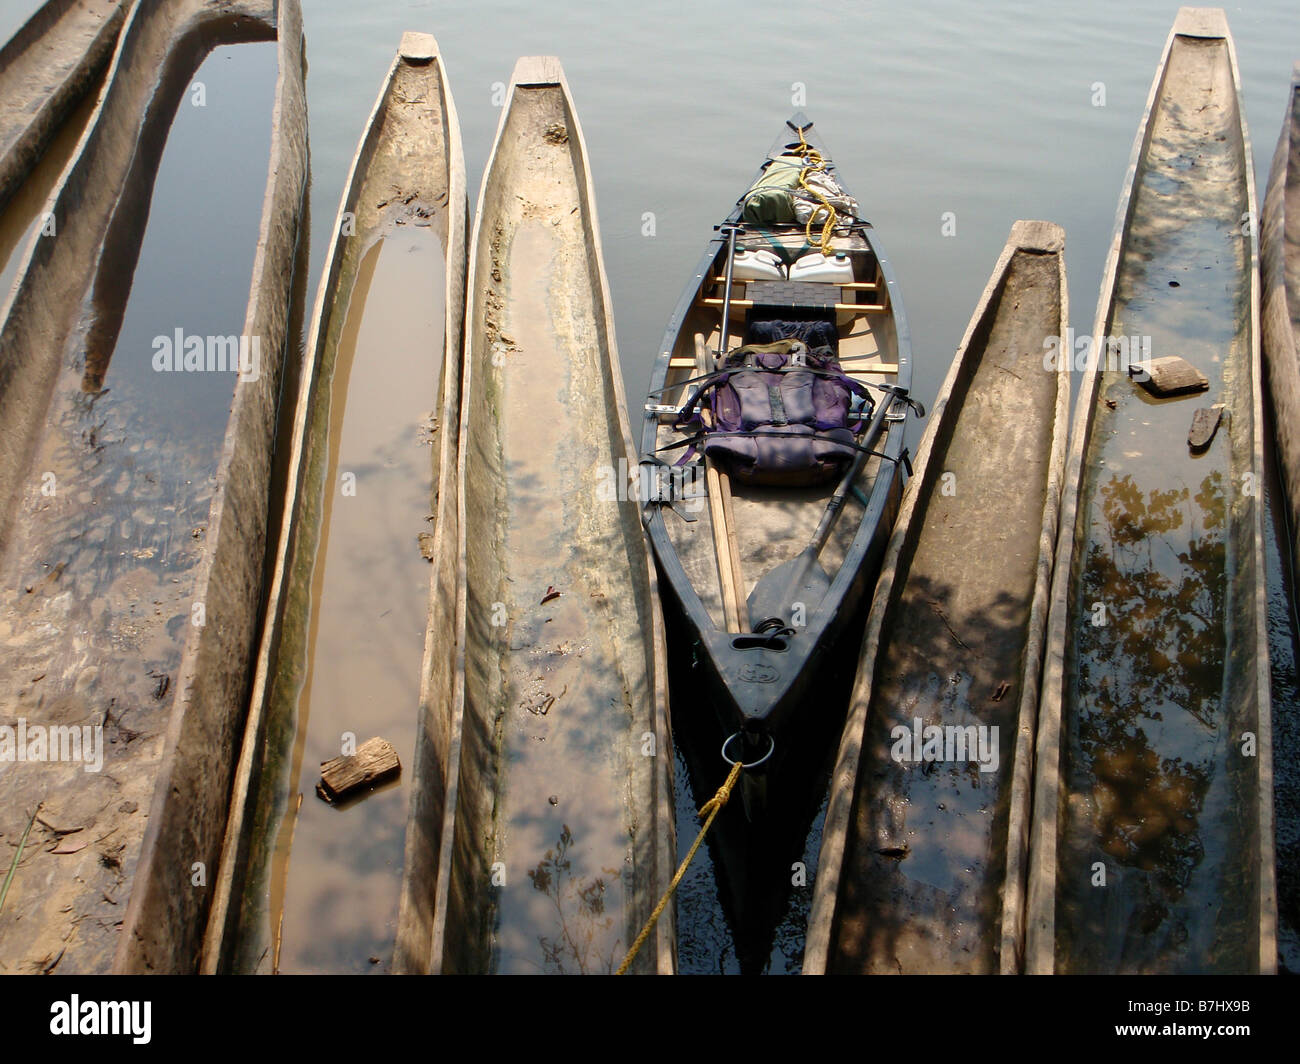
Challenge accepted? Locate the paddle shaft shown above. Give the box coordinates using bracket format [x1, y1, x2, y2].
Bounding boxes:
[809, 387, 898, 556]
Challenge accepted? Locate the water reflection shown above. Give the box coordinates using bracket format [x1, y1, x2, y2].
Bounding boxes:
[527, 824, 620, 975]
[1063, 467, 1240, 966]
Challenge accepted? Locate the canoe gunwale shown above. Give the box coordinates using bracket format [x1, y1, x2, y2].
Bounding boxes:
[802, 220, 1070, 975]
[1260, 64, 1300, 971]
[1025, 8, 1276, 974]
[390, 35, 471, 979]
[1261, 64, 1300, 581]
[199, 32, 467, 974]
[1238, 31, 1278, 978]
[412, 55, 675, 975]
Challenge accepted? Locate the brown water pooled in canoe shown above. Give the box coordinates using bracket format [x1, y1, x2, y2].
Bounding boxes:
[263, 227, 446, 975]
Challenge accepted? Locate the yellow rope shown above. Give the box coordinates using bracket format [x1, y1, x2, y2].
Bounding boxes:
[615, 759, 744, 975]
[794, 126, 837, 255]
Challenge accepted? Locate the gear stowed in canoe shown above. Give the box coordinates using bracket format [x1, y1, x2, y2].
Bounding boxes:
[640, 112, 921, 818]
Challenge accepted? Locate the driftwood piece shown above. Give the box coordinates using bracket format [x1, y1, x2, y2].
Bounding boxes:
[1129, 355, 1208, 396]
[316, 737, 400, 803]
[1188, 405, 1224, 452]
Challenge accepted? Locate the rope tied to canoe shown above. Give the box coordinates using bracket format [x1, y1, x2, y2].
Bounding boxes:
[794, 125, 838, 255]
[615, 759, 744, 975]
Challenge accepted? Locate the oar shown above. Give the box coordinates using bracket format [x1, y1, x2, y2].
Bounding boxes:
[747, 387, 905, 627]
[707, 223, 749, 632]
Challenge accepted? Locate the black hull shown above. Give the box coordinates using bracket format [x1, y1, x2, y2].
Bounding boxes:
[659, 476, 899, 968]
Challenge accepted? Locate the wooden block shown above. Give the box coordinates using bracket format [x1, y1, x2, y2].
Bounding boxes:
[1129, 355, 1208, 397]
[700, 297, 886, 314]
[1188, 404, 1224, 452]
[399, 32, 437, 63]
[317, 737, 400, 803]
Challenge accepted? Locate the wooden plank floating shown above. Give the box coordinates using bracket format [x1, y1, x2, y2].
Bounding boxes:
[1129, 354, 1209, 396]
[317, 738, 401, 803]
[1188, 404, 1223, 451]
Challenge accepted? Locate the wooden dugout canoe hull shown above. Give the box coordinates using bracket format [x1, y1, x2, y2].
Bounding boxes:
[199, 31, 468, 974]
[1026, 7, 1275, 975]
[1261, 65, 1300, 590]
[394, 56, 675, 975]
[0, 0, 125, 211]
[0, 0, 307, 974]
[803, 221, 1070, 975]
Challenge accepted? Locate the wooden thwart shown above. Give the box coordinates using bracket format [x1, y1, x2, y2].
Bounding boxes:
[701, 296, 886, 313]
[711, 277, 880, 291]
[317, 737, 401, 803]
[668, 354, 898, 374]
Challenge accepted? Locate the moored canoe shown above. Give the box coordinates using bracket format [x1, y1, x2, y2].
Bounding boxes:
[394, 56, 676, 975]
[804, 220, 1069, 974]
[1026, 6, 1275, 975]
[1262, 64, 1300, 588]
[199, 31, 467, 974]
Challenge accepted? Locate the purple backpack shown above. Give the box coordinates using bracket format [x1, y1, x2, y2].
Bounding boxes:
[676, 339, 872, 487]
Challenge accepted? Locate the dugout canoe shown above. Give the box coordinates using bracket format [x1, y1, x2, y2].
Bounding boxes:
[639, 113, 918, 821]
[1026, 7, 1275, 974]
[1262, 64, 1300, 588]
[393, 56, 676, 976]
[0, 0, 307, 975]
[199, 31, 467, 974]
[803, 220, 1069, 975]
[0, 0, 125, 211]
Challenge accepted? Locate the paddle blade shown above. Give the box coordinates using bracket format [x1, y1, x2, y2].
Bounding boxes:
[746, 548, 831, 629]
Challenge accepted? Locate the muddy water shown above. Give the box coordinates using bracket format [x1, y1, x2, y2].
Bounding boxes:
[1055, 40, 1261, 973]
[0, 39, 275, 973]
[0, 84, 101, 301]
[252, 227, 444, 975]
